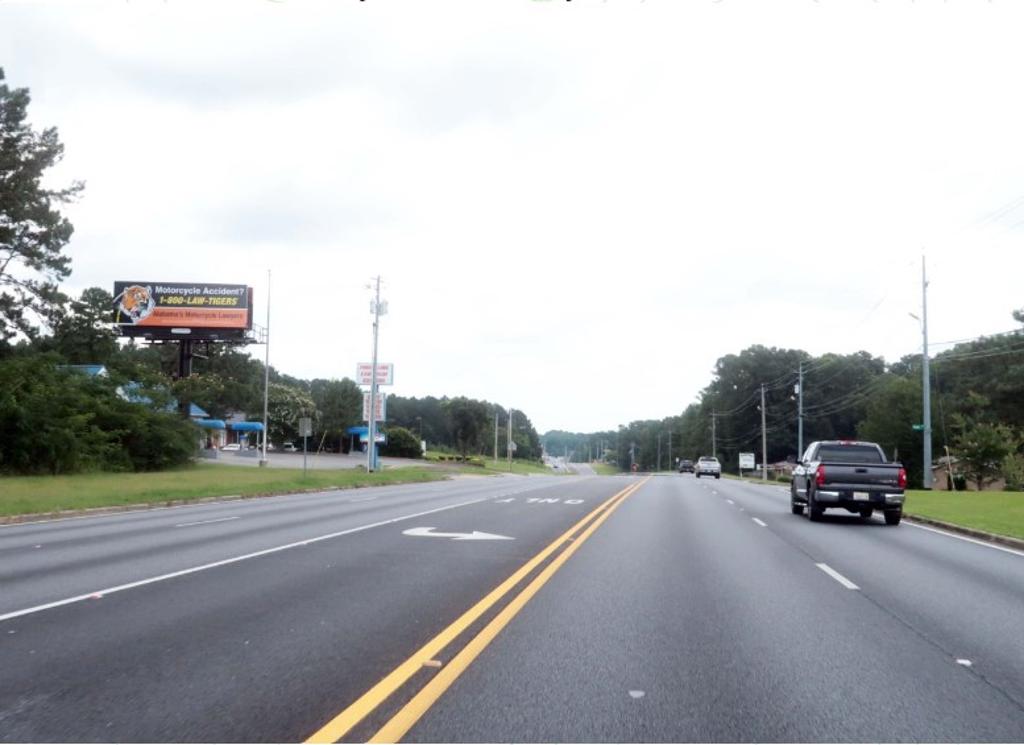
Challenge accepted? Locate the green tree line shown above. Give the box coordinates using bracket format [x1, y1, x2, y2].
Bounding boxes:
[547, 330, 1024, 490]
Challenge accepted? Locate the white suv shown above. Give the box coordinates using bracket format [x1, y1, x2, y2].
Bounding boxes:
[695, 456, 721, 479]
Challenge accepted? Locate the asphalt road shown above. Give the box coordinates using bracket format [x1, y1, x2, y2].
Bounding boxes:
[2, 473, 1023, 742]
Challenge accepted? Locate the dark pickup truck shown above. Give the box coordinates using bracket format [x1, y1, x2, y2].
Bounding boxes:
[790, 440, 906, 525]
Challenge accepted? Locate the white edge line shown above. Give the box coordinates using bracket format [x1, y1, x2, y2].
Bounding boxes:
[0, 497, 488, 623]
[816, 562, 860, 590]
[904, 521, 1024, 558]
[174, 516, 240, 528]
[752, 518, 767, 527]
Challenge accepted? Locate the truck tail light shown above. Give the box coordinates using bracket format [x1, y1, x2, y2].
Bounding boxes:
[898, 467, 907, 489]
[815, 465, 826, 487]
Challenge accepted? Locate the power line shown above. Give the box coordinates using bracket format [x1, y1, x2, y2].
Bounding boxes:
[929, 327, 1023, 348]
[802, 375, 890, 414]
[933, 343, 1024, 365]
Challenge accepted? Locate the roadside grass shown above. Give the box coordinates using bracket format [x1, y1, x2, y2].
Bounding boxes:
[904, 489, 1024, 541]
[480, 459, 563, 476]
[590, 463, 620, 476]
[0, 463, 447, 519]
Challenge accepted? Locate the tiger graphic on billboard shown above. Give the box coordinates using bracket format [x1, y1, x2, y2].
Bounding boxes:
[114, 284, 155, 324]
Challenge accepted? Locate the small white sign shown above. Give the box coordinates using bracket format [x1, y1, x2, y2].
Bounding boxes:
[739, 452, 756, 470]
[357, 363, 394, 386]
[362, 391, 387, 422]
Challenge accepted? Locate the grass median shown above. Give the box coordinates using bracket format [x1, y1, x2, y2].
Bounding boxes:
[0, 463, 448, 519]
[904, 489, 1024, 541]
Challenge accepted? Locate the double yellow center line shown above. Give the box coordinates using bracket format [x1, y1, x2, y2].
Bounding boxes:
[306, 476, 650, 744]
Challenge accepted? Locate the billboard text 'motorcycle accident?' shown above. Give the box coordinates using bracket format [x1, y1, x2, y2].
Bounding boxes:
[113, 282, 253, 332]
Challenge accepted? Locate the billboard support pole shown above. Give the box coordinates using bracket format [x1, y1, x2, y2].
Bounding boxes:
[177, 339, 194, 380]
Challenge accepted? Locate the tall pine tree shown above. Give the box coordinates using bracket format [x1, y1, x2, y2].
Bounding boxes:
[0, 67, 84, 342]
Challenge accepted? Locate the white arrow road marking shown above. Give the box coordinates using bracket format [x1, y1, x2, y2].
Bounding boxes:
[402, 527, 514, 541]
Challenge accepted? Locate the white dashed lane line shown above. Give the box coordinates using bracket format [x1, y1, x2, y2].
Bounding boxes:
[752, 518, 767, 527]
[174, 516, 240, 528]
[816, 563, 860, 590]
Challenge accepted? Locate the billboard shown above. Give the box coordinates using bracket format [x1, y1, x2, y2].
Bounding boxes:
[113, 282, 253, 339]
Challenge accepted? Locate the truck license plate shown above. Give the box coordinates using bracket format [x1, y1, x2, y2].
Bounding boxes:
[853, 491, 869, 500]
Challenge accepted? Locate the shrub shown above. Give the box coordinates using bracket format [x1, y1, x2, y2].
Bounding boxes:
[382, 426, 422, 458]
[0, 355, 197, 474]
[1002, 453, 1024, 492]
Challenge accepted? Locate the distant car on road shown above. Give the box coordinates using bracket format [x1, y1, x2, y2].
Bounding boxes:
[694, 456, 721, 479]
[220, 443, 241, 452]
[678, 459, 694, 473]
[283, 443, 298, 452]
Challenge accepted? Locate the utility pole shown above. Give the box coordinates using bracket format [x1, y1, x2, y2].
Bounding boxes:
[657, 432, 662, 472]
[711, 410, 717, 459]
[493, 410, 499, 464]
[797, 361, 804, 459]
[668, 430, 672, 471]
[260, 269, 271, 467]
[922, 255, 933, 489]
[761, 383, 768, 481]
[367, 276, 385, 473]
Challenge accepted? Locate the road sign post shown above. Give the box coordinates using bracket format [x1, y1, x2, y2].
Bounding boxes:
[299, 417, 312, 478]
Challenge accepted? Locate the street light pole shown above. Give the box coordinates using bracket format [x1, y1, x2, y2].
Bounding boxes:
[507, 408, 514, 472]
[922, 255, 933, 489]
[367, 276, 385, 473]
[260, 269, 271, 467]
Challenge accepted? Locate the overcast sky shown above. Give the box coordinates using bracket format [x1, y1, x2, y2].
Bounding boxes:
[4, 0, 1023, 433]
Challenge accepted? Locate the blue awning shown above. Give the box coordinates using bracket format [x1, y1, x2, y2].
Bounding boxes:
[347, 426, 369, 435]
[229, 422, 265, 432]
[195, 419, 226, 430]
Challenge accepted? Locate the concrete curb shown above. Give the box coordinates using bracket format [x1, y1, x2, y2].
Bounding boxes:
[903, 514, 1024, 552]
